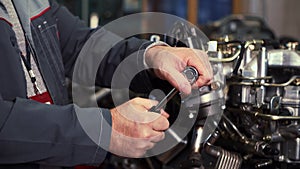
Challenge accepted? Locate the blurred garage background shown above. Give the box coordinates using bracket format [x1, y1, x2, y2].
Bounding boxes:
[56, 0, 300, 41]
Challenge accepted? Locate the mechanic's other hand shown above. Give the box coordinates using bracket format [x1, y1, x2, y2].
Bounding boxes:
[109, 97, 169, 158]
[145, 46, 213, 95]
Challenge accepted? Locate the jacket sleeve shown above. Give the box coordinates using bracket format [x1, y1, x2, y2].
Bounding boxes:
[0, 96, 112, 167]
[50, 0, 155, 92]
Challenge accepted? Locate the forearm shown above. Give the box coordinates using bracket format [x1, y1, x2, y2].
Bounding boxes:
[0, 97, 111, 166]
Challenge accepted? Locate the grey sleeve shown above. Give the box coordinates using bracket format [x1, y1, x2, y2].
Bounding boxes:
[0, 97, 112, 167]
[50, 0, 155, 91]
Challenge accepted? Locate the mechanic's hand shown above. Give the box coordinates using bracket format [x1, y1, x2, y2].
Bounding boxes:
[145, 46, 213, 95]
[109, 97, 169, 158]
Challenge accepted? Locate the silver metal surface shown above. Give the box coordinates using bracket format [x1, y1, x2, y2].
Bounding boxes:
[215, 149, 242, 169]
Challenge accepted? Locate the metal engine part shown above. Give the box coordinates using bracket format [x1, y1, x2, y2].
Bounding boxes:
[179, 39, 300, 169]
[209, 40, 300, 168]
[215, 149, 242, 169]
[157, 19, 300, 169]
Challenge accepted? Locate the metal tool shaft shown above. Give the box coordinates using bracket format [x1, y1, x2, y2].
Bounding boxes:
[149, 66, 199, 113]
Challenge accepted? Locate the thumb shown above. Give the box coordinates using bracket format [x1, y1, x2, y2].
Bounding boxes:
[150, 115, 169, 131]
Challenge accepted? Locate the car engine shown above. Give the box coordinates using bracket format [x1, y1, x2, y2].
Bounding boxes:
[102, 16, 300, 169]
[193, 39, 300, 169]
[177, 16, 300, 169]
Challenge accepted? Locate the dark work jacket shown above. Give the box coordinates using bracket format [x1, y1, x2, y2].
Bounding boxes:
[0, 0, 153, 168]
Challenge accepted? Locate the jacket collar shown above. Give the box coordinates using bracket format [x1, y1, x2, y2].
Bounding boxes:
[0, 0, 50, 42]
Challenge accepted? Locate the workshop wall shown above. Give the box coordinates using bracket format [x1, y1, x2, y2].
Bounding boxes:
[57, 0, 299, 41]
[239, 0, 300, 40]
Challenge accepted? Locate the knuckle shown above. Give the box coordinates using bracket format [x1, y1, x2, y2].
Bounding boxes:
[195, 49, 207, 57]
[161, 132, 165, 140]
[133, 150, 145, 158]
[137, 142, 153, 150]
[204, 76, 213, 82]
[159, 118, 170, 130]
[133, 97, 141, 101]
[131, 97, 142, 104]
[137, 127, 150, 138]
[155, 134, 164, 142]
[142, 131, 152, 138]
[164, 119, 170, 129]
[136, 144, 146, 150]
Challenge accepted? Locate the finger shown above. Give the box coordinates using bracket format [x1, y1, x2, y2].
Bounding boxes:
[192, 75, 212, 87]
[145, 142, 155, 150]
[163, 67, 192, 95]
[130, 149, 147, 158]
[141, 110, 170, 125]
[188, 50, 213, 87]
[132, 97, 159, 110]
[150, 115, 169, 131]
[192, 77, 213, 88]
[160, 109, 170, 118]
[137, 141, 155, 150]
[193, 57, 213, 86]
[149, 132, 165, 143]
